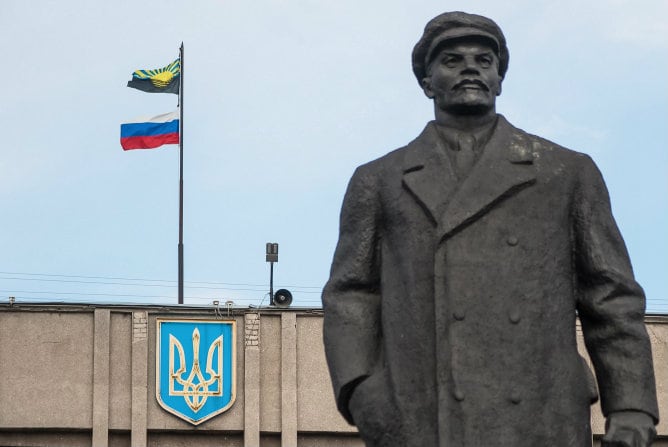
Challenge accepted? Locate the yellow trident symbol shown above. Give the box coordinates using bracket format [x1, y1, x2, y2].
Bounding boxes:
[169, 327, 223, 412]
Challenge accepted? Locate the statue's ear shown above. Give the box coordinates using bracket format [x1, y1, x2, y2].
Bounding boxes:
[421, 77, 435, 99]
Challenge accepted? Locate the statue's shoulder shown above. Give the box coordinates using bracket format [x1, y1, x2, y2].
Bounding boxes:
[362, 146, 407, 169]
[355, 123, 438, 174]
[501, 116, 594, 167]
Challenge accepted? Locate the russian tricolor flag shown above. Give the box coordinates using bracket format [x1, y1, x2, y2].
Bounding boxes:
[120, 110, 179, 150]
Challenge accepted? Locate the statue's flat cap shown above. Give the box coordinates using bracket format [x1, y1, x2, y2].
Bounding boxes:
[412, 11, 509, 84]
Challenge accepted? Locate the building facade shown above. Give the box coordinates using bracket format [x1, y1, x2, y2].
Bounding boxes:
[0, 304, 665, 446]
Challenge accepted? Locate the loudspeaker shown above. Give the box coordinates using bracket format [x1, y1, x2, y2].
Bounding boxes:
[273, 289, 293, 307]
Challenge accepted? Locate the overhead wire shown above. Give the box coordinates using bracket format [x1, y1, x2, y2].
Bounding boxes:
[0, 276, 321, 293]
[0, 269, 325, 306]
[0, 271, 322, 299]
[3, 270, 663, 312]
[0, 270, 321, 289]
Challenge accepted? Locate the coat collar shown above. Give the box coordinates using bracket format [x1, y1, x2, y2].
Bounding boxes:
[402, 115, 536, 239]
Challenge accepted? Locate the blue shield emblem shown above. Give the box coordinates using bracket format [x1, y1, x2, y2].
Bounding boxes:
[156, 318, 236, 425]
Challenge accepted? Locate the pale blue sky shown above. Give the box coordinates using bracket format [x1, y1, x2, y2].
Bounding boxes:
[1, 0, 666, 312]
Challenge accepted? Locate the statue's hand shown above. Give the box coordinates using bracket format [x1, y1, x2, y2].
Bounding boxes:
[601, 411, 656, 447]
[348, 371, 403, 445]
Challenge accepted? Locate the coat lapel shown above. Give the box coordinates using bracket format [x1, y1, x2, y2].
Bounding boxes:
[402, 123, 459, 225]
[439, 115, 536, 239]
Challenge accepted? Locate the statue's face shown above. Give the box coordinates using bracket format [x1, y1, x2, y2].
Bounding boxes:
[421, 40, 502, 115]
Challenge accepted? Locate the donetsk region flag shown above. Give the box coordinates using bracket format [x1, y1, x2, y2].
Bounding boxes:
[127, 59, 180, 94]
[120, 110, 179, 150]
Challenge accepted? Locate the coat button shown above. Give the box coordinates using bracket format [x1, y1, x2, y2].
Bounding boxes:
[506, 236, 519, 246]
[453, 389, 465, 401]
[453, 310, 466, 321]
[509, 309, 521, 324]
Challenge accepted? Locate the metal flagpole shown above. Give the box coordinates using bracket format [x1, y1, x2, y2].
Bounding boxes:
[178, 42, 184, 304]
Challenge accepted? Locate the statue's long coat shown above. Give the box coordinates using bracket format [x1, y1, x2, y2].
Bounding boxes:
[322, 116, 658, 447]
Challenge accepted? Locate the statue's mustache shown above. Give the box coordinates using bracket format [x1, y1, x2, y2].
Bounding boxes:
[453, 79, 489, 91]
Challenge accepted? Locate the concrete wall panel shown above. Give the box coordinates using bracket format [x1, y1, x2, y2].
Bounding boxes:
[148, 431, 244, 446]
[109, 312, 132, 430]
[260, 314, 282, 432]
[0, 430, 91, 446]
[647, 320, 667, 434]
[297, 316, 354, 432]
[298, 433, 365, 447]
[0, 311, 93, 428]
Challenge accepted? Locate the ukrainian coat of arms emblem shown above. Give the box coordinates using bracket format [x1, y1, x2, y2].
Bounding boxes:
[156, 318, 236, 425]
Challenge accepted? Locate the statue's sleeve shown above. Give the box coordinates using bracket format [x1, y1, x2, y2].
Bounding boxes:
[322, 164, 383, 424]
[573, 154, 659, 423]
